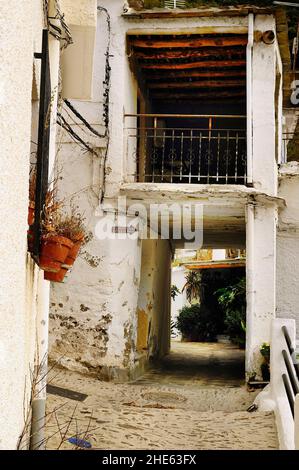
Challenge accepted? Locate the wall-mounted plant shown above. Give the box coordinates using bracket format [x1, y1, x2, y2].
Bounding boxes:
[27, 167, 89, 282]
[40, 199, 87, 283]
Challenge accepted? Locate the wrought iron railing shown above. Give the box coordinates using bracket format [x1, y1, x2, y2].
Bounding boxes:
[125, 114, 247, 185]
[282, 132, 299, 163]
[281, 325, 299, 418]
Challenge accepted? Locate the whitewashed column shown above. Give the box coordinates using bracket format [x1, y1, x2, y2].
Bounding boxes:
[246, 203, 277, 378]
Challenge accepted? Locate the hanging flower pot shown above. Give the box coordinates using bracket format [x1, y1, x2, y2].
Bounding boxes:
[28, 201, 35, 226]
[39, 235, 74, 273]
[44, 267, 69, 283]
[61, 238, 83, 269]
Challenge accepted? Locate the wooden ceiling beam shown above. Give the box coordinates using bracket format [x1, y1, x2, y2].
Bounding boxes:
[141, 59, 246, 70]
[151, 91, 246, 100]
[129, 37, 248, 49]
[148, 80, 246, 89]
[146, 70, 247, 80]
[134, 48, 246, 60]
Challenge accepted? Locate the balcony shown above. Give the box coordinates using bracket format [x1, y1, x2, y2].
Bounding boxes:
[125, 114, 247, 185]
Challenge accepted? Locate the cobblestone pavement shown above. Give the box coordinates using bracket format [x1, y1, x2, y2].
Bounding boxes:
[46, 342, 278, 450]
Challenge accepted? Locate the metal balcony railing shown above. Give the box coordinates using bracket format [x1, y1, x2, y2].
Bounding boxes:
[282, 132, 299, 163]
[125, 114, 247, 185]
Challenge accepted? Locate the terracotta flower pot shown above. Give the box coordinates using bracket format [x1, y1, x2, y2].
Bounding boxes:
[28, 201, 35, 226]
[61, 240, 82, 269]
[44, 267, 68, 283]
[39, 235, 74, 273]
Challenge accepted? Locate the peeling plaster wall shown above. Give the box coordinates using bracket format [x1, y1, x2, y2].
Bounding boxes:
[49, 137, 143, 379]
[0, 1, 47, 449]
[137, 239, 171, 361]
[277, 164, 299, 339]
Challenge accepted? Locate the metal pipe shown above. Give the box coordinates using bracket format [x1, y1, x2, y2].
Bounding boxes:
[246, 13, 254, 185]
[262, 30, 276, 45]
[246, 203, 255, 376]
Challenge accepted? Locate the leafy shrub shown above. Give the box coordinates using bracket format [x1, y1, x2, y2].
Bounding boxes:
[176, 303, 219, 342]
[216, 277, 246, 347]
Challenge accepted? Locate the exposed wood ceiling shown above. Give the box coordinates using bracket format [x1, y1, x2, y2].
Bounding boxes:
[127, 33, 247, 103]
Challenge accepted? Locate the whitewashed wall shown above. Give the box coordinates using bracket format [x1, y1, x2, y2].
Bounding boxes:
[277, 164, 299, 339]
[0, 0, 47, 449]
[171, 267, 187, 339]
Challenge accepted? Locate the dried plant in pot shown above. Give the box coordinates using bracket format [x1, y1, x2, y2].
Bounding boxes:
[39, 191, 74, 273]
[44, 208, 87, 282]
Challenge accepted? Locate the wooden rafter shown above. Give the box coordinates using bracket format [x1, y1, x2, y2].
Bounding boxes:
[134, 48, 246, 60]
[148, 79, 246, 89]
[141, 59, 246, 70]
[146, 70, 247, 80]
[151, 90, 246, 100]
[130, 36, 248, 49]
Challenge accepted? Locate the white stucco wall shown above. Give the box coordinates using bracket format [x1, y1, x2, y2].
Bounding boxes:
[171, 266, 187, 338]
[252, 15, 278, 196]
[60, 0, 97, 100]
[246, 203, 277, 378]
[137, 239, 171, 360]
[277, 165, 299, 339]
[0, 0, 47, 449]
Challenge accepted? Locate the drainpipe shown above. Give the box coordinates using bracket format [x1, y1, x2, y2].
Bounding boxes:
[246, 202, 255, 377]
[246, 14, 254, 186]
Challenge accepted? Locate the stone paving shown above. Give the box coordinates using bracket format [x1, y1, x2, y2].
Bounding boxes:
[46, 342, 278, 450]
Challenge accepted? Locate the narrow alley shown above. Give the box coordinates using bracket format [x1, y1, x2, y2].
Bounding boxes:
[45, 342, 278, 450]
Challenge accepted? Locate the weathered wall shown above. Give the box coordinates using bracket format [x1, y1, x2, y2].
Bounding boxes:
[49, 1, 283, 382]
[276, 163, 299, 339]
[48, 134, 143, 379]
[137, 239, 171, 361]
[252, 15, 278, 196]
[60, 0, 97, 100]
[246, 203, 277, 379]
[0, 0, 47, 449]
